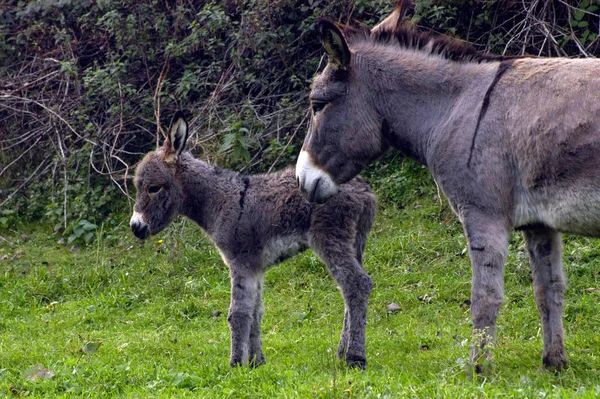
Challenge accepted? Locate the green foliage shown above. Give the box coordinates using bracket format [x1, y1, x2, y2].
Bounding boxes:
[1, 0, 599, 228]
[218, 121, 253, 164]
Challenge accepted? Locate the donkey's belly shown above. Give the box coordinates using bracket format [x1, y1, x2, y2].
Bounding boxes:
[262, 234, 309, 267]
[515, 188, 600, 236]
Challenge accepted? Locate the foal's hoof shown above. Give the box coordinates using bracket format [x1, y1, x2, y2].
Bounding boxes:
[465, 359, 493, 377]
[543, 353, 567, 372]
[249, 355, 266, 368]
[345, 354, 367, 370]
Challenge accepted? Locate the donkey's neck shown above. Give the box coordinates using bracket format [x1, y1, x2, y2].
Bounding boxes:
[176, 153, 240, 234]
[356, 48, 501, 165]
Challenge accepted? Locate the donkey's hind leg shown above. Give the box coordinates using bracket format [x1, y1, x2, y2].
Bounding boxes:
[522, 227, 566, 370]
[311, 228, 373, 369]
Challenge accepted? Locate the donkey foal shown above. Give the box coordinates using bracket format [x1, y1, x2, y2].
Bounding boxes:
[130, 112, 376, 368]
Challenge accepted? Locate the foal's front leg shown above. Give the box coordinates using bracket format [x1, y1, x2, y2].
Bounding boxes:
[462, 211, 510, 373]
[228, 264, 260, 366]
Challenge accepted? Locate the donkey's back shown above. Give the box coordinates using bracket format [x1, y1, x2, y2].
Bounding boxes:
[481, 58, 600, 236]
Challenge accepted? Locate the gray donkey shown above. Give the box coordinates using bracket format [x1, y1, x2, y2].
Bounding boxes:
[295, 0, 600, 371]
[130, 112, 376, 368]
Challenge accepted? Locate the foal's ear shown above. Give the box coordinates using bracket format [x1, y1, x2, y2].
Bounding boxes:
[164, 111, 189, 164]
[371, 0, 413, 36]
[317, 19, 351, 68]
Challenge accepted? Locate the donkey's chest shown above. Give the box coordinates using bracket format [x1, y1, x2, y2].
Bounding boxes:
[261, 234, 309, 267]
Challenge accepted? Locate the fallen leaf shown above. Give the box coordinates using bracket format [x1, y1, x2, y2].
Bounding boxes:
[23, 364, 55, 382]
[418, 294, 435, 303]
[81, 341, 102, 355]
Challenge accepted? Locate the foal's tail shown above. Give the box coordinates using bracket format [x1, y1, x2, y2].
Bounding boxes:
[355, 189, 377, 265]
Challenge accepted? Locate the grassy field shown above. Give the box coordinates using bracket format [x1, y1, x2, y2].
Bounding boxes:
[1, 162, 600, 398]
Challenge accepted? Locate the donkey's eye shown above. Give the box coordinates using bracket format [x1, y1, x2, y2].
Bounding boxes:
[148, 185, 162, 195]
[311, 101, 328, 115]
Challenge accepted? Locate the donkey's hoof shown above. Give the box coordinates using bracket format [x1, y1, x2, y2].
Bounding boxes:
[345, 354, 367, 369]
[543, 353, 567, 371]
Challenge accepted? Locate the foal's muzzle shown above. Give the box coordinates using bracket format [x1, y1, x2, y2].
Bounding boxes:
[130, 211, 150, 240]
[295, 150, 338, 204]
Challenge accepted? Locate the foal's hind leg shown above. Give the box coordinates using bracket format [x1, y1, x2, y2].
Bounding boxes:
[462, 210, 510, 373]
[337, 201, 376, 359]
[227, 263, 260, 366]
[248, 273, 266, 366]
[523, 227, 566, 370]
[310, 229, 372, 369]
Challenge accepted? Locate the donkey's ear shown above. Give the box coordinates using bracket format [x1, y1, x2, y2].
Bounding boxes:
[164, 111, 189, 163]
[317, 19, 351, 68]
[371, 0, 413, 36]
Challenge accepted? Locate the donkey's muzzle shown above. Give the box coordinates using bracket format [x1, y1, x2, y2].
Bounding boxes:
[295, 150, 338, 204]
[130, 211, 150, 240]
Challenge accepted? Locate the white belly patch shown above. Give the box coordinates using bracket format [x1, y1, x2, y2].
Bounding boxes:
[262, 234, 308, 266]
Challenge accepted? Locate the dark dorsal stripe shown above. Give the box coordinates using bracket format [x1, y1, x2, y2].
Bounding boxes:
[466, 60, 513, 167]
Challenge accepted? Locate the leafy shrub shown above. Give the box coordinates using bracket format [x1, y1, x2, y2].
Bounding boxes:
[0, 0, 598, 236]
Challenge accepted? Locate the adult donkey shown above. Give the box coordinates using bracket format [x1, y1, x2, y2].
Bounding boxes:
[130, 112, 376, 368]
[296, 2, 600, 371]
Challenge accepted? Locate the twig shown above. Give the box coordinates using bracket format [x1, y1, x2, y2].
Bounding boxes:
[0, 157, 51, 208]
[267, 110, 310, 174]
[0, 235, 14, 246]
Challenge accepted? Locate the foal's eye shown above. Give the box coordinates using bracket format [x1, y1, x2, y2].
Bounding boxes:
[147, 185, 162, 195]
[311, 101, 327, 115]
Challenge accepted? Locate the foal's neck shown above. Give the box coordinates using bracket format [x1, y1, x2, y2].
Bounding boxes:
[177, 153, 240, 234]
[358, 47, 501, 165]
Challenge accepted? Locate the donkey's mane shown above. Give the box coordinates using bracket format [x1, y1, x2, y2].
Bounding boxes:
[343, 23, 521, 63]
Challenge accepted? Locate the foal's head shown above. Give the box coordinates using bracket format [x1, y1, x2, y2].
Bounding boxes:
[130, 112, 189, 239]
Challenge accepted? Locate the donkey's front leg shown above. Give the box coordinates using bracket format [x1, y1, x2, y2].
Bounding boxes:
[228, 266, 260, 367]
[462, 211, 510, 373]
[249, 273, 266, 366]
[523, 227, 566, 370]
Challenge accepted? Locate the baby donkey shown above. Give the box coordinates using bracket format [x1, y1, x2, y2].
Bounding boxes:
[130, 112, 376, 368]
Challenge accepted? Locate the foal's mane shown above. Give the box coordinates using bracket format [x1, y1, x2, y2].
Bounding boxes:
[343, 23, 520, 63]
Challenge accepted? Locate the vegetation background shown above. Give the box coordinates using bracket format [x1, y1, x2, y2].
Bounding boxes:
[1, 0, 600, 397]
[1, 0, 599, 237]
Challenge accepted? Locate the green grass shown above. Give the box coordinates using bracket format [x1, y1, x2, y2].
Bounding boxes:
[2, 165, 600, 397]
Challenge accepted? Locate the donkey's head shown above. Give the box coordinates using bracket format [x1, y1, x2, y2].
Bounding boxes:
[296, 2, 409, 203]
[130, 112, 189, 239]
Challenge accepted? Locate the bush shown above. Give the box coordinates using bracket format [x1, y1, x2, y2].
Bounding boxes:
[0, 0, 598, 241]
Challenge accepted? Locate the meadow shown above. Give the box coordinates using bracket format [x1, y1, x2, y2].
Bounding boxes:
[1, 160, 600, 398]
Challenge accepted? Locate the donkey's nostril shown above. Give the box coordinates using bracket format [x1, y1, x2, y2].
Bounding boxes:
[131, 222, 150, 240]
